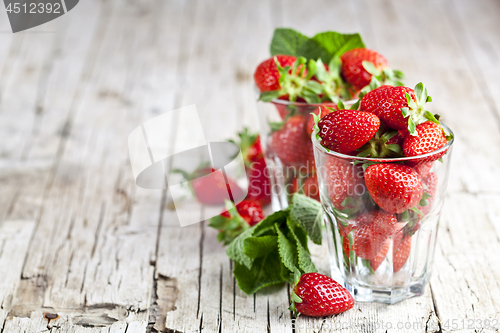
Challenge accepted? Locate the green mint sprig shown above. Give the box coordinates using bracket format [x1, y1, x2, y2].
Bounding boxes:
[225, 194, 323, 295]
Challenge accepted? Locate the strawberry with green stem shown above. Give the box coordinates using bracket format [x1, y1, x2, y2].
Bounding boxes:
[361, 82, 439, 135]
[259, 57, 324, 104]
[403, 121, 451, 164]
[254, 55, 298, 93]
[340, 48, 404, 91]
[290, 270, 354, 317]
[209, 200, 264, 245]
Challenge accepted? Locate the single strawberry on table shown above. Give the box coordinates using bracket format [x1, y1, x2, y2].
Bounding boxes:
[290, 272, 354, 317]
[365, 163, 423, 214]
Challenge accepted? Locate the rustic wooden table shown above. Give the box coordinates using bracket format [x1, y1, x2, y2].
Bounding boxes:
[1, 0, 500, 332]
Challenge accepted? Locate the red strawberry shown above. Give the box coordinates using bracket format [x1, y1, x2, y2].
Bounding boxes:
[175, 167, 244, 205]
[370, 239, 390, 271]
[254, 55, 297, 92]
[413, 161, 433, 177]
[317, 109, 380, 154]
[353, 210, 398, 260]
[210, 199, 263, 245]
[393, 229, 412, 272]
[302, 175, 320, 201]
[325, 157, 365, 210]
[306, 106, 333, 135]
[291, 273, 354, 317]
[360, 86, 416, 131]
[417, 172, 438, 215]
[220, 199, 264, 226]
[361, 82, 437, 135]
[271, 115, 315, 167]
[341, 48, 388, 90]
[338, 222, 354, 256]
[246, 159, 271, 206]
[365, 164, 423, 214]
[232, 129, 271, 206]
[403, 121, 448, 163]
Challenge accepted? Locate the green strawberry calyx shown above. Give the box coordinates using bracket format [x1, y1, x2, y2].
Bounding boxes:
[208, 200, 249, 246]
[288, 267, 304, 315]
[356, 124, 404, 158]
[400, 82, 439, 136]
[259, 57, 323, 103]
[362, 61, 405, 87]
[229, 128, 259, 167]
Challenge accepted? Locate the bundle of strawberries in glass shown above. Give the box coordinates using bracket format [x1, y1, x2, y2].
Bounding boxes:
[253, 28, 454, 303]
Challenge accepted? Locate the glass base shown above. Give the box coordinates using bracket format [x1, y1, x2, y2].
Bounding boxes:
[344, 280, 426, 304]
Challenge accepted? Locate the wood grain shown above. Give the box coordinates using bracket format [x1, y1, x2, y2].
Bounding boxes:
[0, 0, 499, 332]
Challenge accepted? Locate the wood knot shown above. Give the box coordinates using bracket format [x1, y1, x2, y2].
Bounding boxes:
[44, 312, 58, 320]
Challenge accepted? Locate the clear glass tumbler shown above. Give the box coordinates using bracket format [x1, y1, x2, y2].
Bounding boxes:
[257, 99, 337, 211]
[312, 125, 454, 303]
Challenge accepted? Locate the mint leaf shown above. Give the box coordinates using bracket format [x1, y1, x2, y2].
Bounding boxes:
[287, 218, 316, 273]
[227, 227, 255, 269]
[289, 194, 323, 245]
[233, 250, 285, 295]
[298, 32, 365, 63]
[270, 28, 309, 57]
[244, 235, 278, 259]
[253, 210, 288, 236]
[276, 226, 298, 272]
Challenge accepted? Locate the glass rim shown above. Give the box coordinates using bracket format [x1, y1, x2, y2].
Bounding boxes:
[311, 123, 454, 162]
[270, 98, 358, 107]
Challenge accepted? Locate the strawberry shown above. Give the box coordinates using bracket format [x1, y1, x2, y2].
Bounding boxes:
[306, 106, 333, 135]
[254, 55, 297, 93]
[393, 229, 412, 272]
[220, 199, 264, 226]
[325, 157, 365, 210]
[209, 200, 263, 245]
[353, 210, 398, 260]
[417, 172, 438, 215]
[360, 83, 437, 135]
[317, 109, 380, 154]
[403, 121, 448, 163]
[174, 166, 244, 205]
[301, 175, 320, 201]
[290, 272, 354, 317]
[413, 161, 433, 177]
[338, 222, 354, 256]
[340, 48, 389, 90]
[271, 115, 315, 167]
[370, 239, 390, 271]
[365, 164, 423, 214]
[360, 85, 416, 131]
[232, 129, 271, 206]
